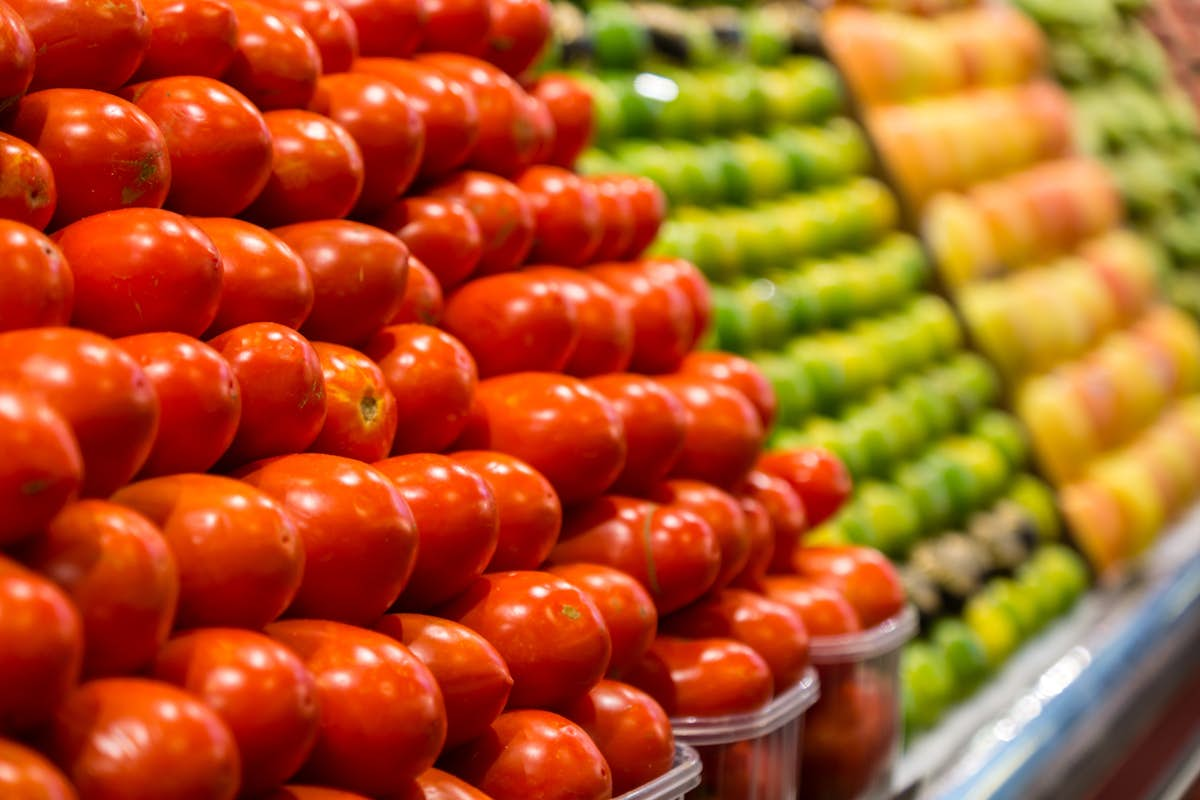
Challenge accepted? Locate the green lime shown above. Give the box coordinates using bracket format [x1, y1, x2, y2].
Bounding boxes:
[770, 270, 821, 333]
[869, 391, 921, 463]
[823, 117, 872, 179]
[924, 451, 976, 526]
[690, 223, 741, 283]
[1014, 562, 1062, 629]
[806, 261, 855, 328]
[589, 4, 650, 69]
[674, 146, 725, 207]
[1006, 475, 1062, 542]
[789, 340, 847, 413]
[710, 287, 752, 353]
[711, 66, 767, 135]
[942, 437, 1012, 507]
[644, 219, 693, 261]
[608, 76, 663, 138]
[930, 619, 990, 697]
[768, 126, 818, 190]
[909, 296, 963, 357]
[572, 73, 622, 147]
[729, 213, 776, 275]
[799, 417, 858, 477]
[894, 461, 954, 537]
[877, 233, 930, 295]
[900, 378, 958, 440]
[841, 408, 891, 479]
[778, 57, 843, 122]
[964, 593, 1022, 669]
[972, 412, 1029, 471]
[574, 149, 619, 176]
[755, 353, 815, 428]
[987, 577, 1041, 638]
[855, 481, 922, 558]
[736, 279, 793, 350]
[1028, 545, 1090, 609]
[901, 642, 955, 731]
[743, 9, 789, 65]
[710, 140, 752, 206]
[945, 353, 1000, 422]
[731, 135, 793, 203]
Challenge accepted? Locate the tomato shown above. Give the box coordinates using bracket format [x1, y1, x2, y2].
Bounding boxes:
[264, 789, 371, 800]
[375, 614, 512, 747]
[373, 454, 498, 609]
[730, 495, 773, 590]
[48, 678, 240, 800]
[587, 262, 693, 374]
[479, 0, 550, 78]
[456, 372, 625, 504]
[0, 557, 82, 733]
[352, 58, 479, 179]
[525, 267, 633, 377]
[8, 89, 170, 230]
[11, 0, 149, 92]
[801, 672, 896, 800]
[625, 637, 773, 717]
[651, 479, 750, 593]
[550, 496, 720, 614]
[368, 196, 482, 290]
[0, 389, 81, 547]
[660, 376, 764, 490]
[738, 469, 807, 574]
[428, 171, 534, 275]
[397, 770, 491, 800]
[153, 628, 320, 794]
[112, 474, 304, 628]
[621, 176, 667, 260]
[760, 576, 862, 637]
[266, 619, 446, 795]
[441, 710, 612, 800]
[417, 0, 489, 53]
[0, 328, 159, 498]
[585, 374, 686, 494]
[334, 0, 424, 57]
[0, 738, 76, 800]
[365, 324, 477, 454]
[562, 680, 673, 795]
[757, 448, 853, 527]
[546, 563, 656, 678]
[586, 176, 635, 264]
[194, 217, 315, 335]
[680, 352, 775, 428]
[259, 0, 358, 72]
[222, 0, 321, 111]
[451, 451, 559, 570]
[207, 322, 327, 465]
[525, 92, 554, 165]
[390, 255, 444, 325]
[309, 342, 399, 462]
[792, 546, 905, 629]
[134, 0, 238, 81]
[530, 74, 593, 169]
[642, 257, 711, 348]
[517, 166, 602, 265]
[0, 132, 55, 230]
[0, 2, 32, 112]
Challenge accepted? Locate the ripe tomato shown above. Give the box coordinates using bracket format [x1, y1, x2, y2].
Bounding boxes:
[390, 255, 444, 325]
[792, 546, 906, 629]
[0, 220, 70, 331]
[562, 680, 673, 795]
[757, 448, 853, 527]
[194, 218, 315, 335]
[551, 496, 720, 614]
[680, 352, 775, 428]
[11, 0, 149, 92]
[587, 176, 636, 264]
[259, 0, 358, 72]
[652, 479, 750, 593]
[309, 342, 399, 462]
[373, 454, 498, 609]
[207, 322, 327, 465]
[368, 196, 482, 290]
[731, 495, 773, 590]
[0, 389, 81, 547]
[265, 789, 371, 800]
[587, 262, 693, 374]
[801, 672, 896, 800]
[530, 74, 593, 169]
[352, 58, 479, 179]
[428, 171, 534, 275]
[0, 2, 32, 112]
[222, 0, 321, 111]
[0, 132, 55, 230]
[375, 613, 513, 747]
[626, 637, 773, 717]
[274, 220, 408, 346]
[738, 469, 807, 574]
[8, 89, 170, 230]
[397, 770, 491, 800]
[585, 374, 686, 493]
[479, 0, 550, 78]
[112, 474, 304, 628]
[760, 576, 862, 637]
[266, 619, 447, 795]
[456, 372, 625, 504]
[642, 257, 712, 348]
[335, 0, 424, 57]
[517, 166, 602, 265]
[48, 678, 240, 800]
[621, 176, 667, 259]
[417, 0, 488, 53]
[525, 91, 554, 164]
[661, 376, 765, 489]
[153, 628, 320, 794]
[547, 563, 657, 678]
[0, 557, 82, 732]
[451, 451, 560, 571]
[0, 328, 159, 498]
[525, 266, 633, 377]
[365, 324, 477, 453]
[134, 0, 238, 81]
[0, 738, 76, 800]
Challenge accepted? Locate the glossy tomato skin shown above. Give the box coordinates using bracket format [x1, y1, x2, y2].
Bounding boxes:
[365, 324, 477, 454]
[586, 374, 686, 494]
[9, 89, 170, 230]
[622, 176, 667, 260]
[207, 322, 327, 465]
[517, 166, 602, 265]
[547, 563, 657, 679]
[642, 257, 712, 349]
[335, 0, 424, 57]
[264, 789, 372, 800]
[452, 450, 561, 571]
[223, 0, 321, 110]
[11, 0, 149, 91]
[309, 342, 399, 462]
[563, 680, 673, 795]
[0, 132, 55, 230]
[368, 196, 481, 290]
[0, 328, 159, 498]
[112, 474, 304, 629]
[153, 628, 320, 794]
[760, 576, 862, 637]
[48, 678, 241, 800]
[26, 501, 178, 678]
[375, 613, 513, 747]
[530, 74, 593, 169]
[0, 738, 77, 800]
[661, 376, 765, 490]
[651, 479, 750, 594]
[588, 176, 636, 264]
[626, 637, 773, 717]
[792, 546, 906, 629]
[266, 619, 447, 795]
[758, 448, 852, 528]
[134, 0, 238, 81]
[428, 171, 534, 275]
[259, 0, 358, 72]
[416, 0, 488, 53]
[738, 469, 808, 574]
[390, 255, 444, 325]
[397, 769, 491, 800]
[0, 389, 82, 547]
[479, 0, 550, 77]
[731, 495, 773, 590]
[680, 352, 774, 430]
[0, 221, 69, 331]
[587, 262, 693, 375]
[801, 672, 897, 800]
[0, 2, 32, 111]
[525, 266, 633, 377]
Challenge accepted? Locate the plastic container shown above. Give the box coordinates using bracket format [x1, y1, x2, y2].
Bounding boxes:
[800, 606, 918, 800]
[671, 667, 820, 799]
[617, 743, 703, 800]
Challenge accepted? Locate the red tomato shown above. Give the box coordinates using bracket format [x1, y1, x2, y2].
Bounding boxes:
[259, 0, 358, 72]
[48, 678, 240, 800]
[479, 0, 550, 77]
[0, 2, 32, 110]
[0, 222, 69, 330]
[365, 324, 477, 453]
[660, 375, 764, 489]
[563, 680, 673, 795]
[621, 176, 667, 260]
[389, 255, 444, 325]
[373, 454, 498, 609]
[194, 217, 315, 335]
[525, 266, 633, 377]
[134, 0, 238, 81]
[441, 710, 612, 800]
[547, 563, 657, 678]
[0, 738, 76, 800]
[801, 672, 896, 800]
[396, 770, 492, 800]
[0, 132, 55, 230]
[760, 576, 862, 637]
[738, 469, 808, 574]
[0, 389, 81, 547]
[452, 451, 560, 571]
[310, 73, 426, 216]
[680, 352, 775, 428]
[456, 372, 625, 504]
[757, 448, 853, 527]
[730, 495, 773, 590]
[427, 171, 534, 275]
[530, 74, 593, 169]
[792, 546, 905, 629]
[587, 175, 636, 264]
[651, 479, 750, 593]
[517, 165, 602, 265]
[11, 0, 149, 91]
[352, 58, 479, 178]
[112, 474, 304, 628]
[266, 620, 446, 795]
[550, 496, 720, 614]
[309, 342, 399, 462]
[244, 110, 365, 226]
[585, 374, 686, 493]
[265, 789, 372, 800]
[0, 557, 82, 733]
[0, 328, 159, 498]
[375, 613, 513, 747]
[153, 629, 319, 794]
[207, 322, 327, 465]
[625, 637, 773, 717]
[8, 89, 170, 230]
[222, 0, 321, 111]
[587, 262, 693, 374]
[334, 0, 424, 57]
[642, 257, 712, 348]
[417, 0, 489, 53]
[368, 196, 482, 290]
[525, 91, 554, 164]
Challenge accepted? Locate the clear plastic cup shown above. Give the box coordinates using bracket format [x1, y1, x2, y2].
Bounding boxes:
[800, 606, 918, 800]
[617, 743, 703, 800]
[671, 668, 820, 799]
